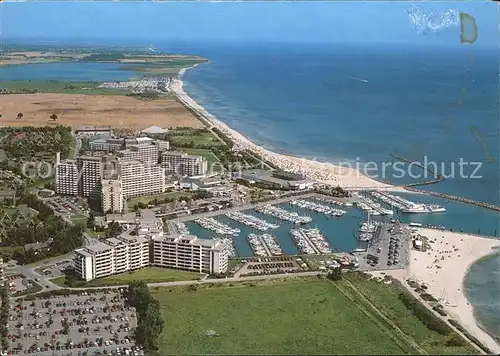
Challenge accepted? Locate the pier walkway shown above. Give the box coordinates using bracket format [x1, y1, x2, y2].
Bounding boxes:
[297, 229, 321, 254]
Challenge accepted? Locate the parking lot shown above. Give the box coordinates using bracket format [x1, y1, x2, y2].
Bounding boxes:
[4, 275, 37, 296]
[359, 223, 411, 271]
[46, 196, 89, 216]
[37, 260, 74, 279]
[235, 257, 304, 277]
[6, 289, 143, 356]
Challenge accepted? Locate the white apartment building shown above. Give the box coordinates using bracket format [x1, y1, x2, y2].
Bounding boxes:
[74, 233, 149, 281]
[90, 138, 124, 152]
[118, 160, 165, 199]
[152, 234, 228, 274]
[101, 180, 124, 213]
[160, 151, 208, 177]
[55, 159, 79, 196]
[154, 140, 170, 152]
[117, 137, 158, 164]
[77, 156, 102, 198]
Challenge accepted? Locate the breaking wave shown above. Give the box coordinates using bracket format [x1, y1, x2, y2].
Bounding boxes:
[407, 5, 460, 34]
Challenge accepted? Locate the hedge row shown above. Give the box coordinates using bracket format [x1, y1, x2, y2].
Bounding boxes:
[448, 319, 493, 354]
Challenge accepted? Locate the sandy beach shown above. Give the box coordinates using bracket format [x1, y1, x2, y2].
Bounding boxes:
[174, 66, 404, 191]
[388, 228, 500, 353]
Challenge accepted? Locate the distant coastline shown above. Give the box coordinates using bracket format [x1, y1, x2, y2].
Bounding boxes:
[173, 64, 402, 191]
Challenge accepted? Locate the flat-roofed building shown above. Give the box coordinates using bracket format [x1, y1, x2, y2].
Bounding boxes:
[55, 159, 79, 196]
[75, 126, 112, 137]
[73, 234, 149, 281]
[152, 234, 228, 274]
[117, 138, 158, 164]
[77, 156, 102, 198]
[90, 138, 124, 152]
[118, 160, 165, 198]
[160, 151, 208, 177]
[101, 179, 124, 213]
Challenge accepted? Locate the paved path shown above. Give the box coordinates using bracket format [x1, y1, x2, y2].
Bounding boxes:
[65, 270, 324, 291]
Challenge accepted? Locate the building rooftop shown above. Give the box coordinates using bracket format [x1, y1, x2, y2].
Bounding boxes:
[142, 126, 167, 134]
[74, 248, 93, 258]
[136, 137, 154, 143]
[118, 233, 148, 244]
[85, 241, 113, 253]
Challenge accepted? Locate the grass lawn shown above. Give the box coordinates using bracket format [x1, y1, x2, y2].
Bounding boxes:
[170, 130, 222, 148]
[51, 267, 204, 288]
[127, 191, 192, 208]
[152, 278, 417, 355]
[183, 148, 222, 172]
[344, 273, 476, 354]
[69, 214, 88, 225]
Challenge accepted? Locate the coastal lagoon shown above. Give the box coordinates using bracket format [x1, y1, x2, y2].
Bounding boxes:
[0, 62, 140, 82]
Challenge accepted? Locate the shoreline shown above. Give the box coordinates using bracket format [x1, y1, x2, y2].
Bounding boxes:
[388, 228, 500, 353]
[173, 65, 404, 191]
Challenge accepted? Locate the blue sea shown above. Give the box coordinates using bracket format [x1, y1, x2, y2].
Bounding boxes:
[1, 39, 498, 342]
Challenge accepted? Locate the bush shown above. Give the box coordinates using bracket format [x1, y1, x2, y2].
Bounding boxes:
[448, 319, 493, 354]
[398, 291, 452, 335]
[446, 334, 468, 347]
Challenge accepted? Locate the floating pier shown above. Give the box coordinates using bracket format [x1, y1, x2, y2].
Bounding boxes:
[195, 217, 240, 236]
[256, 205, 312, 224]
[352, 192, 394, 215]
[225, 211, 279, 231]
[290, 199, 346, 216]
[371, 191, 446, 214]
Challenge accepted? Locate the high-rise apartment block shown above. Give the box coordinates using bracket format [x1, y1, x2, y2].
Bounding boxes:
[55, 159, 79, 196]
[74, 233, 149, 281]
[152, 234, 228, 274]
[118, 160, 165, 198]
[160, 151, 208, 177]
[117, 137, 158, 164]
[101, 180, 124, 213]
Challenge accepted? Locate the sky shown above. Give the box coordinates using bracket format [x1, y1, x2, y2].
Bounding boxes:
[1, 1, 498, 46]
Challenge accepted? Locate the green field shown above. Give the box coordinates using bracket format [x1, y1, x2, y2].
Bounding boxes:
[51, 267, 204, 288]
[344, 273, 476, 355]
[151, 276, 476, 355]
[183, 148, 222, 171]
[170, 128, 222, 148]
[0, 80, 124, 95]
[127, 191, 193, 208]
[69, 214, 88, 225]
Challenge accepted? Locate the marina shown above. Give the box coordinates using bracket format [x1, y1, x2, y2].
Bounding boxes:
[261, 233, 284, 256]
[247, 233, 283, 257]
[301, 228, 332, 254]
[290, 199, 347, 217]
[289, 229, 317, 254]
[247, 233, 269, 257]
[225, 211, 279, 231]
[352, 192, 394, 216]
[173, 222, 189, 235]
[355, 214, 380, 242]
[371, 191, 446, 214]
[256, 205, 312, 224]
[194, 217, 240, 236]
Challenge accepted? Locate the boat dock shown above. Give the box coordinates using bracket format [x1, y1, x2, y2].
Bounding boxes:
[248, 233, 269, 257]
[225, 211, 279, 231]
[352, 192, 394, 216]
[195, 217, 241, 236]
[256, 205, 312, 224]
[289, 229, 317, 254]
[302, 228, 332, 254]
[261, 233, 283, 256]
[290, 199, 347, 217]
[371, 191, 446, 214]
